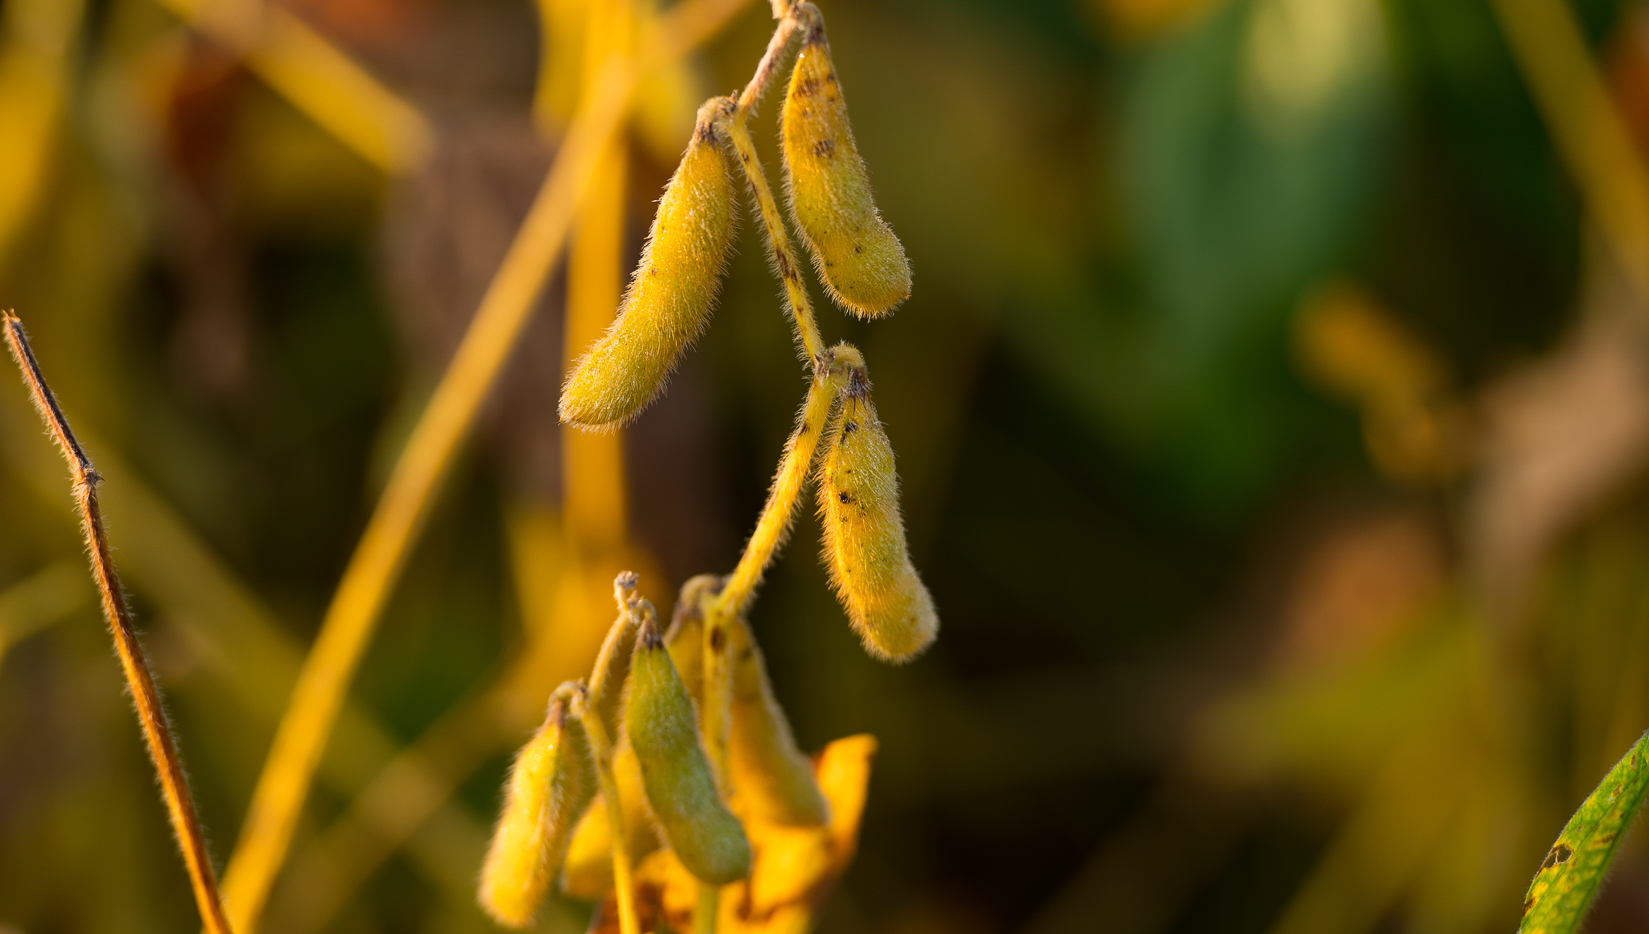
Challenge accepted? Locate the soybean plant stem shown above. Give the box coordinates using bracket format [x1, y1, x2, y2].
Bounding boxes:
[575, 697, 640, 934]
[2, 313, 235, 934]
[694, 881, 720, 934]
[723, 3, 824, 363]
[723, 114, 823, 363]
[718, 366, 842, 616]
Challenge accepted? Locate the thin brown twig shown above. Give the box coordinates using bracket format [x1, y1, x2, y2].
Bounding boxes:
[2, 311, 234, 934]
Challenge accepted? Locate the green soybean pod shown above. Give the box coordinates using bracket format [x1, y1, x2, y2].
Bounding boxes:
[625, 617, 752, 884]
[560, 100, 738, 428]
[479, 691, 597, 927]
[818, 383, 938, 661]
[782, 18, 910, 318]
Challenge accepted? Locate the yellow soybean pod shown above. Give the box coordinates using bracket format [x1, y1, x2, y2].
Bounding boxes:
[479, 693, 597, 927]
[626, 618, 752, 884]
[782, 21, 911, 318]
[561, 102, 737, 428]
[819, 385, 938, 661]
[666, 573, 722, 705]
[727, 615, 830, 826]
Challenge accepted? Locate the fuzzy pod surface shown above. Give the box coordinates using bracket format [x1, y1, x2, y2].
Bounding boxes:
[626, 621, 753, 883]
[727, 615, 830, 825]
[479, 697, 597, 927]
[819, 387, 938, 661]
[782, 24, 910, 317]
[561, 107, 737, 428]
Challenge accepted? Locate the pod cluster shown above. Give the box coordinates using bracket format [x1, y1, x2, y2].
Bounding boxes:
[557, 7, 911, 428]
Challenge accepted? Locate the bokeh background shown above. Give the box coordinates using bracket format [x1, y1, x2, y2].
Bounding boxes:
[8, 0, 1649, 931]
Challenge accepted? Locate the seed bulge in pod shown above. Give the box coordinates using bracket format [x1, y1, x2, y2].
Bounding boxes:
[626, 617, 752, 884]
[561, 102, 737, 428]
[479, 693, 597, 927]
[782, 23, 910, 317]
[727, 614, 830, 826]
[819, 385, 938, 661]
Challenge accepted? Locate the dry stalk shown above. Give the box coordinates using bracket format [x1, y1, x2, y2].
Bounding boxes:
[2, 312, 235, 934]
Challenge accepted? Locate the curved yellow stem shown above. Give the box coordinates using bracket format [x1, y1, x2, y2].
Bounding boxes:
[217, 57, 634, 934]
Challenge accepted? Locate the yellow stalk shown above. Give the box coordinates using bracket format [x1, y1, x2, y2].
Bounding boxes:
[575, 693, 642, 934]
[0, 0, 84, 262]
[151, 0, 431, 174]
[1488, 0, 1649, 305]
[217, 57, 634, 934]
[3, 313, 235, 934]
[564, 0, 634, 554]
[216, 1, 752, 928]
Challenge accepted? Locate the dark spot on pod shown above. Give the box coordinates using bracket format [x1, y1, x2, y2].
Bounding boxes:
[853, 245, 863, 254]
[843, 421, 857, 434]
[813, 138, 835, 158]
[709, 626, 725, 652]
[1523, 897, 1535, 917]
[837, 491, 853, 504]
[795, 76, 819, 97]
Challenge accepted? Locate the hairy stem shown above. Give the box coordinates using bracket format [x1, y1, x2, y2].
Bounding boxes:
[717, 363, 843, 616]
[574, 695, 640, 934]
[723, 114, 824, 362]
[3, 313, 235, 934]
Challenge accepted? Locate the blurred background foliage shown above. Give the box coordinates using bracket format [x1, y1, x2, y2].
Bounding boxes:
[9, 0, 1649, 931]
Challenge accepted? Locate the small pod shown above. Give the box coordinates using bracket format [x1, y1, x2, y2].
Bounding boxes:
[626, 618, 753, 884]
[818, 382, 938, 661]
[727, 615, 830, 826]
[586, 573, 644, 738]
[479, 693, 597, 927]
[782, 21, 911, 317]
[666, 574, 722, 705]
[561, 101, 737, 428]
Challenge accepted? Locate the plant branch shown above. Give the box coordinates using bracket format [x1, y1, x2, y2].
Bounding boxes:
[573, 691, 640, 934]
[717, 346, 861, 617]
[2, 312, 235, 934]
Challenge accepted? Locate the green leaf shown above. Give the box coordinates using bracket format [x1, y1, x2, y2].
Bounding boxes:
[1520, 732, 1649, 933]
